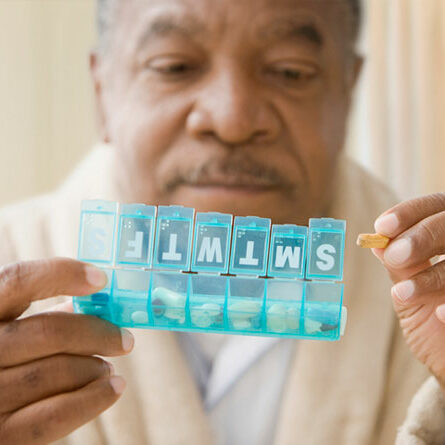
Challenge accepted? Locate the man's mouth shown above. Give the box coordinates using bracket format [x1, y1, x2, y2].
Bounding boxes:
[163, 155, 296, 194]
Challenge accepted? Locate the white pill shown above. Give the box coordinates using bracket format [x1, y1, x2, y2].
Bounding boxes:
[152, 287, 186, 308]
[131, 311, 148, 324]
[267, 303, 287, 332]
[286, 306, 300, 330]
[305, 318, 322, 334]
[191, 311, 212, 328]
[228, 301, 261, 314]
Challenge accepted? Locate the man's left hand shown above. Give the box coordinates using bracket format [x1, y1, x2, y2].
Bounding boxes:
[372, 193, 445, 389]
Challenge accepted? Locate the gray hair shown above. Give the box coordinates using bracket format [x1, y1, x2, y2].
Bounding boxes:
[96, 0, 119, 53]
[96, 0, 362, 53]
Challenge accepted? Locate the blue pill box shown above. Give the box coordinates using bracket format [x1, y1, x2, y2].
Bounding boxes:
[73, 200, 347, 341]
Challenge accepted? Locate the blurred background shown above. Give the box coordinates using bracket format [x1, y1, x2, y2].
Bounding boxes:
[0, 0, 444, 207]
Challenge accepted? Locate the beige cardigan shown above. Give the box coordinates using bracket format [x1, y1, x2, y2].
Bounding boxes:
[0, 146, 441, 445]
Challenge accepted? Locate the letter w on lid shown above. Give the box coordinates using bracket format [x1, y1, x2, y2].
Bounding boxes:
[153, 206, 195, 271]
[268, 225, 308, 279]
[191, 212, 233, 273]
[229, 216, 271, 276]
[306, 218, 346, 281]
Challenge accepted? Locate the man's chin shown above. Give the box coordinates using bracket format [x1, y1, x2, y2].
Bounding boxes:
[168, 184, 297, 221]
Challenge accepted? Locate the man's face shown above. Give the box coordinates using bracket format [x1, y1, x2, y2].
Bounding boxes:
[93, 0, 359, 224]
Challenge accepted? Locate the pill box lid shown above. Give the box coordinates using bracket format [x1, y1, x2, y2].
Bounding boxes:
[196, 212, 233, 225]
[234, 215, 271, 229]
[158, 205, 195, 219]
[120, 203, 156, 218]
[272, 224, 308, 236]
[309, 218, 346, 232]
[81, 200, 118, 213]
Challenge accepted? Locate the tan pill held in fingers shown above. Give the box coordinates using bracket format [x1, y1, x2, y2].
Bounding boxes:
[356, 233, 391, 249]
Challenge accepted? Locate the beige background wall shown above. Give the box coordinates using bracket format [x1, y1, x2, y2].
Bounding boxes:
[0, 0, 96, 206]
[0, 0, 444, 207]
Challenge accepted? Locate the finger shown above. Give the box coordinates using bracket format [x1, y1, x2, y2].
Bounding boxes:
[375, 192, 445, 238]
[0, 312, 134, 367]
[391, 260, 445, 309]
[371, 247, 431, 283]
[0, 376, 125, 445]
[382, 211, 445, 270]
[0, 354, 113, 413]
[0, 258, 107, 320]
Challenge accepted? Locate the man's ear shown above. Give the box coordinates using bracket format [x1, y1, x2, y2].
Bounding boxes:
[89, 50, 110, 144]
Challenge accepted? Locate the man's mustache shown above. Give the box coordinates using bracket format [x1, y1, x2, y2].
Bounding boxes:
[163, 155, 296, 192]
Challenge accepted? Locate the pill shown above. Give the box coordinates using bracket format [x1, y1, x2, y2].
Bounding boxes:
[357, 233, 390, 249]
[232, 319, 253, 330]
[151, 287, 186, 323]
[228, 301, 261, 314]
[191, 311, 212, 328]
[286, 306, 300, 330]
[191, 303, 221, 328]
[131, 311, 148, 324]
[305, 319, 323, 334]
[267, 303, 287, 332]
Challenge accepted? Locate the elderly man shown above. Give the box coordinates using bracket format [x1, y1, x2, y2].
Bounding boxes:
[0, 0, 443, 444]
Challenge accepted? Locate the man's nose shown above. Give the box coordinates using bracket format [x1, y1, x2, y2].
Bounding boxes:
[186, 67, 281, 146]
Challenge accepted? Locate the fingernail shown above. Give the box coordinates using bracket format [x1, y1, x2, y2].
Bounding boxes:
[436, 305, 445, 323]
[109, 376, 126, 395]
[85, 265, 107, 289]
[375, 213, 399, 236]
[121, 329, 134, 352]
[392, 280, 415, 303]
[384, 238, 412, 267]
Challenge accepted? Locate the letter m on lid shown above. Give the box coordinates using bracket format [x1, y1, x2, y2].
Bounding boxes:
[268, 225, 308, 279]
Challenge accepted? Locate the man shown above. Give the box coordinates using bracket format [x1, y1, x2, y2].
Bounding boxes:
[0, 0, 438, 443]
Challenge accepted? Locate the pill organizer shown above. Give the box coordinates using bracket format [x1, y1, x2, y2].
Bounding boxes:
[73, 200, 347, 341]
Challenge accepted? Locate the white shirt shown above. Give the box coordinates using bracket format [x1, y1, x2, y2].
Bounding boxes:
[178, 333, 296, 445]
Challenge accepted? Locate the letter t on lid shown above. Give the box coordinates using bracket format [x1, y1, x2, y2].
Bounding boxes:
[153, 206, 195, 271]
[306, 218, 346, 281]
[229, 216, 271, 276]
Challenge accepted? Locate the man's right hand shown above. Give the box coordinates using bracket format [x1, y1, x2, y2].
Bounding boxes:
[0, 258, 134, 445]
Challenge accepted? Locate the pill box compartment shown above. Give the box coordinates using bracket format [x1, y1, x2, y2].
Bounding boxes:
[111, 269, 151, 327]
[265, 279, 304, 335]
[304, 281, 343, 340]
[227, 276, 265, 332]
[189, 274, 227, 330]
[73, 267, 114, 322]
[150, 271, 189, 327]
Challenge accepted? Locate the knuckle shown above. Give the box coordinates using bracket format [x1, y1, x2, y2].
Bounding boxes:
[0, 262, 27, 297]
[413, 220, 438, 249]
[428, 192, 445, 209]
[417, 266, 445, 293]
[22, 367, 42, 389]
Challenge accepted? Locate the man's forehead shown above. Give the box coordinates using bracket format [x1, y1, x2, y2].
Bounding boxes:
[122, 0, 353, 47]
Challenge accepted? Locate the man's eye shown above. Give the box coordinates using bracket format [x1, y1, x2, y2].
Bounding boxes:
[144, 57, 197, 77]
[155, 63, 192, 74]
[265, 64, 319, 85]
